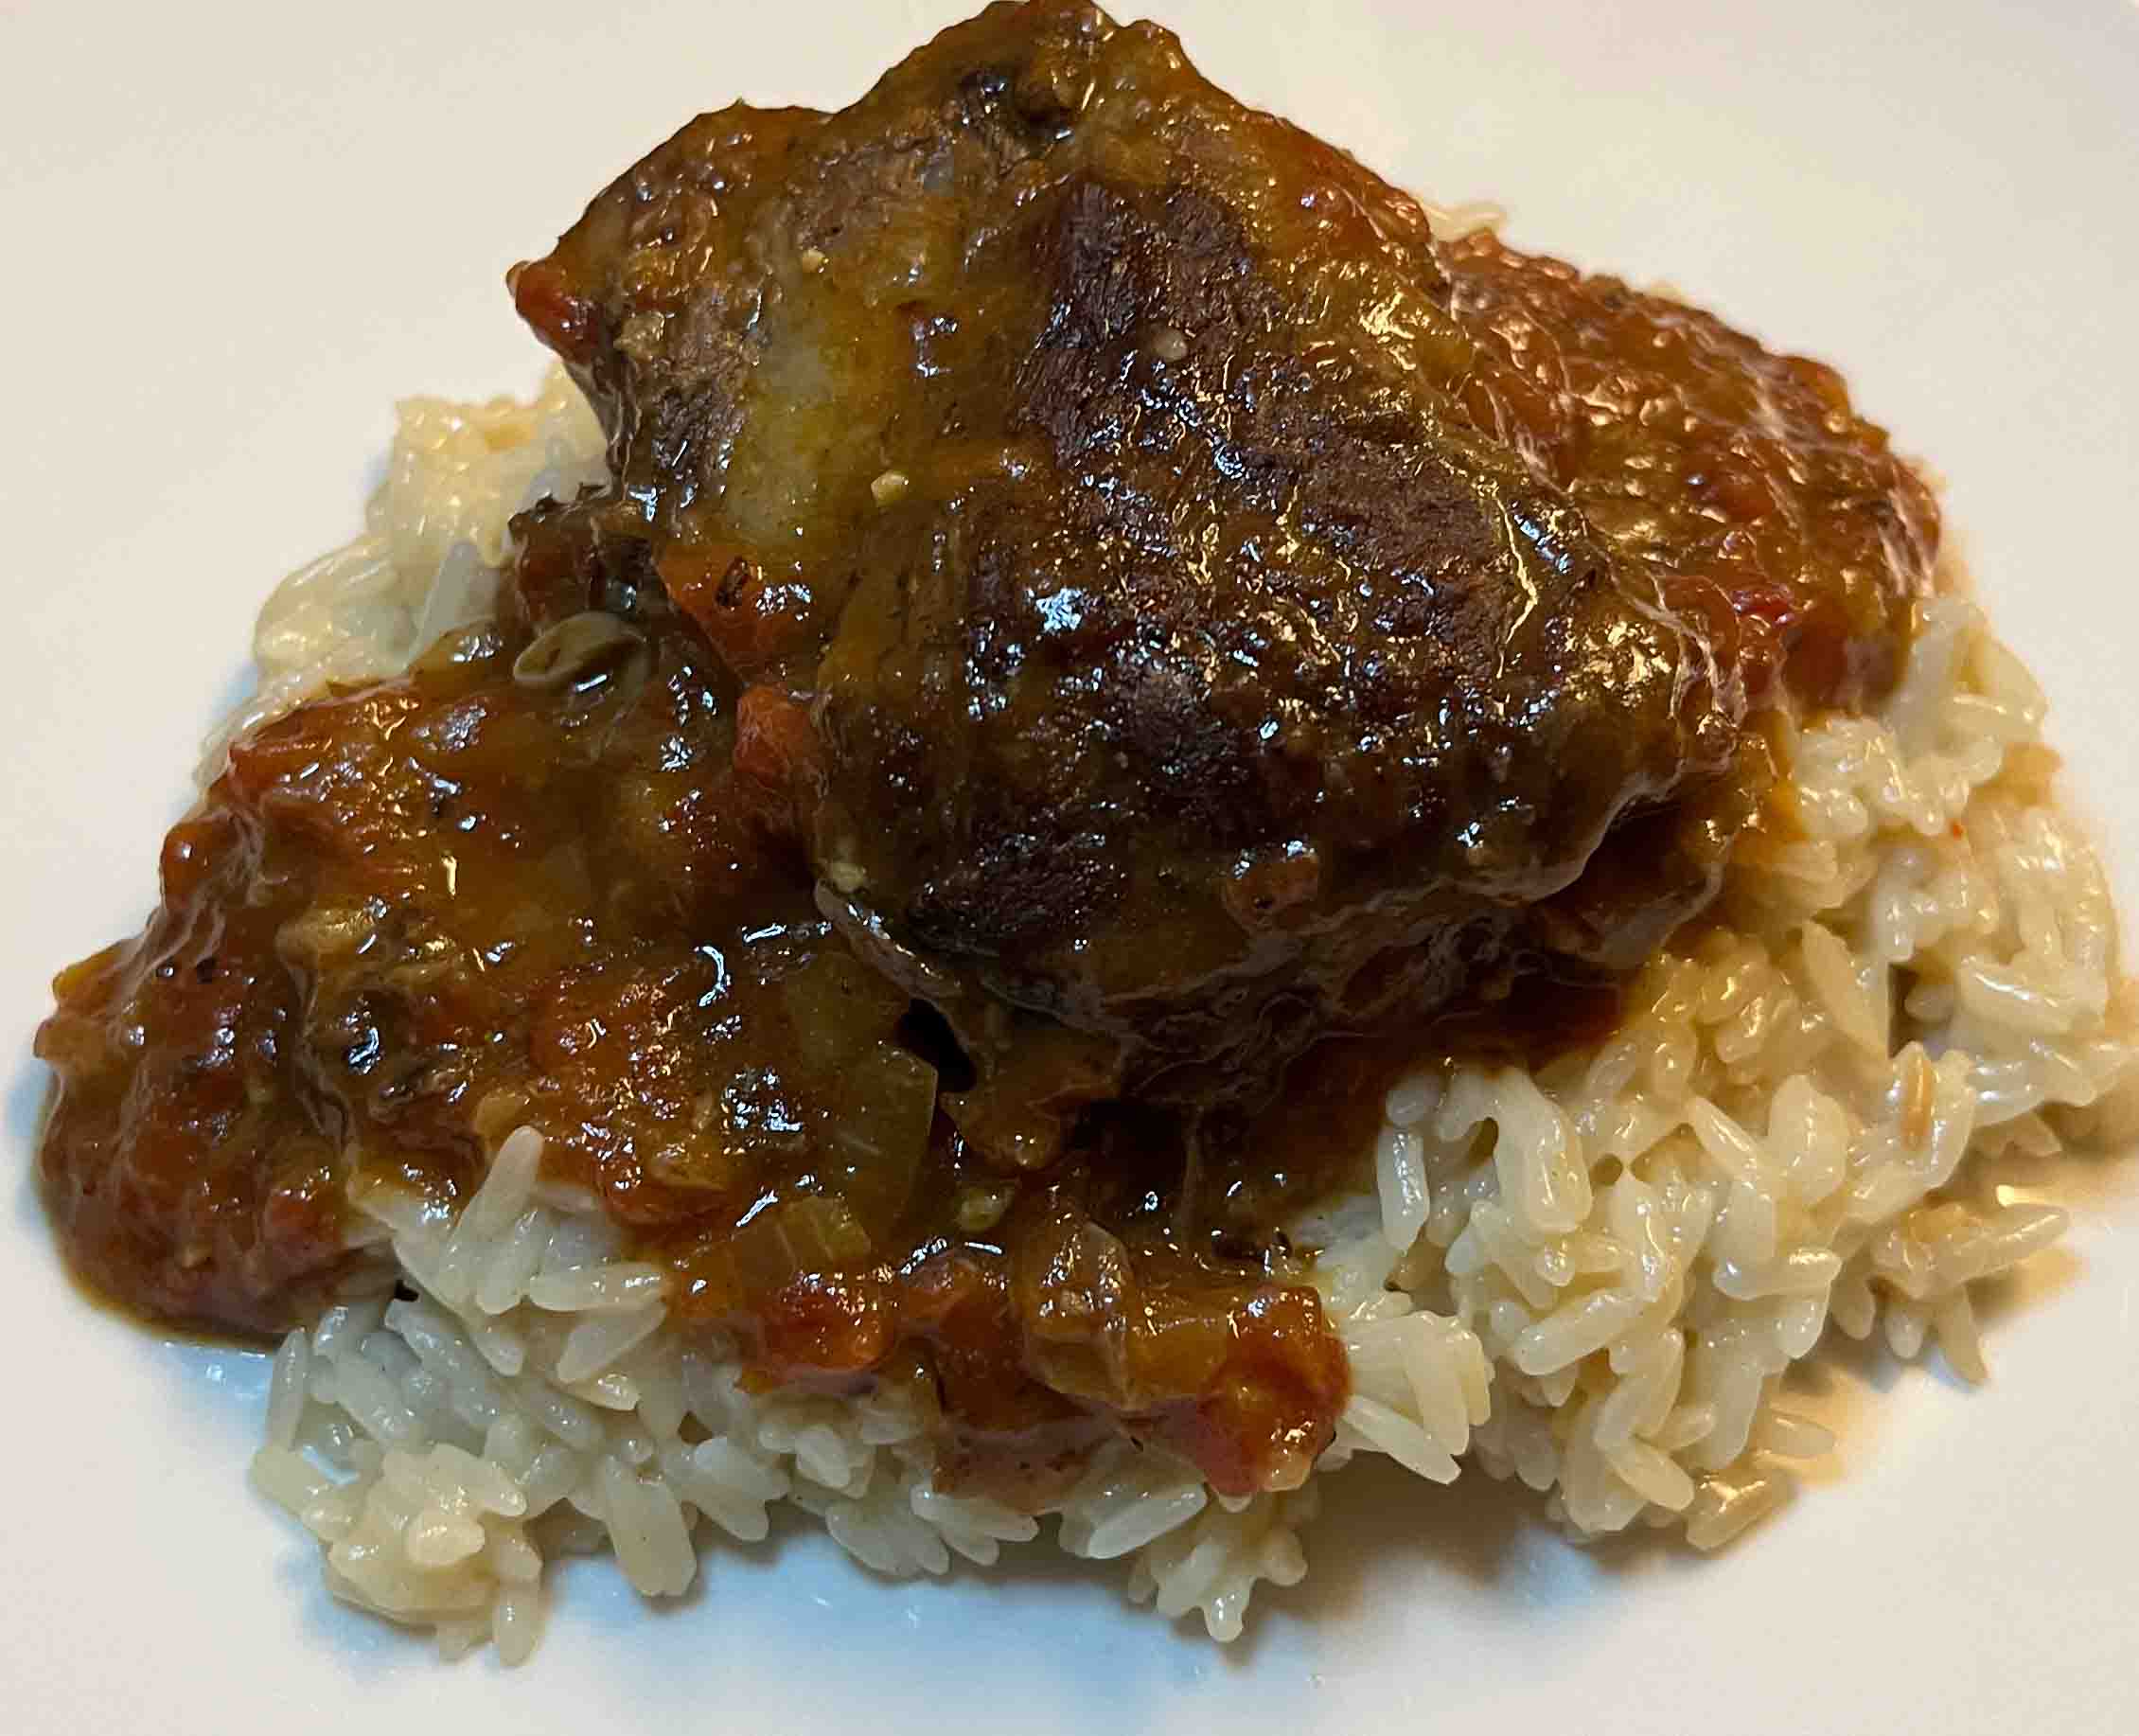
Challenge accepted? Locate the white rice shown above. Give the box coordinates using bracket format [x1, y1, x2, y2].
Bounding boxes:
[235, 370, 2135, 1657]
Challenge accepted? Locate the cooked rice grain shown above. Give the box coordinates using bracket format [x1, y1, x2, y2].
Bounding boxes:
[234, 373, 2132, 1657]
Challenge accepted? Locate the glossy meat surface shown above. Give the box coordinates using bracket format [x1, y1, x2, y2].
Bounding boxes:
[515, 0, 1933, 1152]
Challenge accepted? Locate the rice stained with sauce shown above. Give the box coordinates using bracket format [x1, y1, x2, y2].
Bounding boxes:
[228, 371, 2137, 1660]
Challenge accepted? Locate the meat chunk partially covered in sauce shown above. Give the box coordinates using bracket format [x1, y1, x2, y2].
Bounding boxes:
[513, 0, 1932, 1153]
[37, 0, 1936, 1501]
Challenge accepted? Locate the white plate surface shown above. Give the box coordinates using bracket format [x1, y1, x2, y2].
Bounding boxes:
[2, 2, 2135, 1730]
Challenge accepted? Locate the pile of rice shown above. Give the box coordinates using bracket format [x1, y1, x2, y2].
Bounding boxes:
[232, 369, 2136, 1663]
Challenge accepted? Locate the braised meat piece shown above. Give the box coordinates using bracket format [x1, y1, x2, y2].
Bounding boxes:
[511, 0, 1932, 1155]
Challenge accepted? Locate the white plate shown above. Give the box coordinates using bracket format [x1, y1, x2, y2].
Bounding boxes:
[3, 2, 2135, 1729]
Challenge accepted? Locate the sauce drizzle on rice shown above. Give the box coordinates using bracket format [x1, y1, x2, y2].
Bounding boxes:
[29, 0, 2136, 1660]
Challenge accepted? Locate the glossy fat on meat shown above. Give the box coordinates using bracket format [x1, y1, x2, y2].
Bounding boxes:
[517, 0, 1932, 1153]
